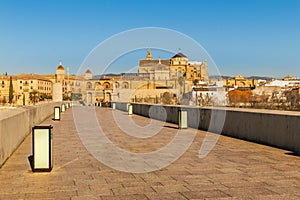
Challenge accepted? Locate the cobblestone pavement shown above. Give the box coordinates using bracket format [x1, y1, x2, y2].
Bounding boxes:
[0, 107, 299, 199]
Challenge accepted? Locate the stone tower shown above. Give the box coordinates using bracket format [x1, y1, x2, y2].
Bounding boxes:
[84, 69, 93, 80]
[146, 48, 152, 60]
[56, 60, 65, 84]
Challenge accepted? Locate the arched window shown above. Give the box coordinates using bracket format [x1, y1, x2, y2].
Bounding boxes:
[86, 82, 92, 89]
[122, 82, 129, 89]
[103, 82, 110, 89]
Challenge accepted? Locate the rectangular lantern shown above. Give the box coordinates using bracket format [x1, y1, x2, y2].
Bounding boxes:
[112, 103, 116, 110]
[32, 125, 53, 172]
[178, 109, 188, 129]
[65, 103, 69, 109]
[61, 104, 66, 112]
[127, 103, 130, 111]
[54, 106, 60, 120]
[128, 104, 133, 115]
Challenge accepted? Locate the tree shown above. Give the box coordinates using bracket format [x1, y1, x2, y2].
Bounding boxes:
[29, 90, 39, 104]
[162, 92, 173, 105]
[178, 76, 185, 87]
[8, 76, 13, 104]
[39, 93, 52, 101]
[193, 79, 199, 86]
[22, 93, 25, 106]
[72, 93, 82, 101]
[178, 76, 186, 102]
[284, 88, 300, 111]
[63, 94, 71, 101]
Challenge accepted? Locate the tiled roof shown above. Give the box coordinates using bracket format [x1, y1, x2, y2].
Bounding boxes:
[172, 52, 187, 58]
[139, 59, 170, 66]
[57, 65, 64, 70]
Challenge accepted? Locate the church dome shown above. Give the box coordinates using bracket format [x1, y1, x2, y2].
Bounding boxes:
[57, 65, 64, 70]
[57, 61, 64, 70]
[172, 52, 187, 58]
[85, 69, 92, 74]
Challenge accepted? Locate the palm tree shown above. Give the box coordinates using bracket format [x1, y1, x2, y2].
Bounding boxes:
[29, 90, 39, 104]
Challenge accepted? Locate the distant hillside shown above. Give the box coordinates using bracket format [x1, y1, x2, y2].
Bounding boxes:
[209, 75, 274, 80]
[209, 75, 231, 79]
[246, 76, 273, 80]
[93, 73, 120, 79]
[91, 74, 274, 80]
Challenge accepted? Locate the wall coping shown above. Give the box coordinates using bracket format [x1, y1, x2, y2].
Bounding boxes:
[129, 102, 300, 116]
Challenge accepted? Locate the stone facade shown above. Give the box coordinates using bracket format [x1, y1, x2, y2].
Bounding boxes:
[112, 49, 209, 103]
[139, 49, 208, 82]
[0, 49, 209, 105]
[222, 75, 258, 89]
[0, 74, 53, 106]
[0, 62, 117, 106]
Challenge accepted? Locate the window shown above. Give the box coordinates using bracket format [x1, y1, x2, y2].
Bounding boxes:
[31, 81, 33, 83]
[20, 86, 22, 90]
[20, 81, 22, 83]
[86, 82, 92, 89]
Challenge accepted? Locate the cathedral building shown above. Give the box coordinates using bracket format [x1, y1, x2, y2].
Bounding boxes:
[138, 49, 208, 82]
[1, 49, 209, 106]
[112, 49, 209, 103]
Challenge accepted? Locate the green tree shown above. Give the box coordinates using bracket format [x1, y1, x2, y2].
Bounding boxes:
[29, 90, 39, 104]
[8, 76, 13, 104]
[39, 93, 52, 101]
[72, 93, 82, 101]
[193, 79, 199, 86]
[63, 94, 71, 101]
[162, 92, 173, 105]
[178, 76, 185, 96]
[22, 93, 25, 106]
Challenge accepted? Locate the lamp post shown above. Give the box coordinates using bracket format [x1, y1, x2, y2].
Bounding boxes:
[128, 104, 133, 115]
[103, 89, 105, 103]
[31, 125, 53, 172]
[53, 106, 60, 120]
[61, 104, 66, 112]
[178, 109, 188, 129]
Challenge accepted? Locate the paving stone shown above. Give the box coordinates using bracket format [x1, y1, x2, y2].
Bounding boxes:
[0, 107, 299, 199]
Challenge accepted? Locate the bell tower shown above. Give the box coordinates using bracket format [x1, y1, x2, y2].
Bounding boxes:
[56, 60, 65, 83]
[146, 48, 152, 60]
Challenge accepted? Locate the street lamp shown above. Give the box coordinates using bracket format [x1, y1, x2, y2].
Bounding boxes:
[178, 109, 188, 129]
[53, 106, 60, 120]
[31, 125, 53, 172]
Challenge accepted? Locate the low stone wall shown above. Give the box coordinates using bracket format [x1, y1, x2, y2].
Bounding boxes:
[114, 102, 129, 112]
[114, 102, 300, 154]
[0, 102, 61, 167]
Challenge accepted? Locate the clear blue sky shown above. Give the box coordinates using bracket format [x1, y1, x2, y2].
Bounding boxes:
[0, 0, 299, 78]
